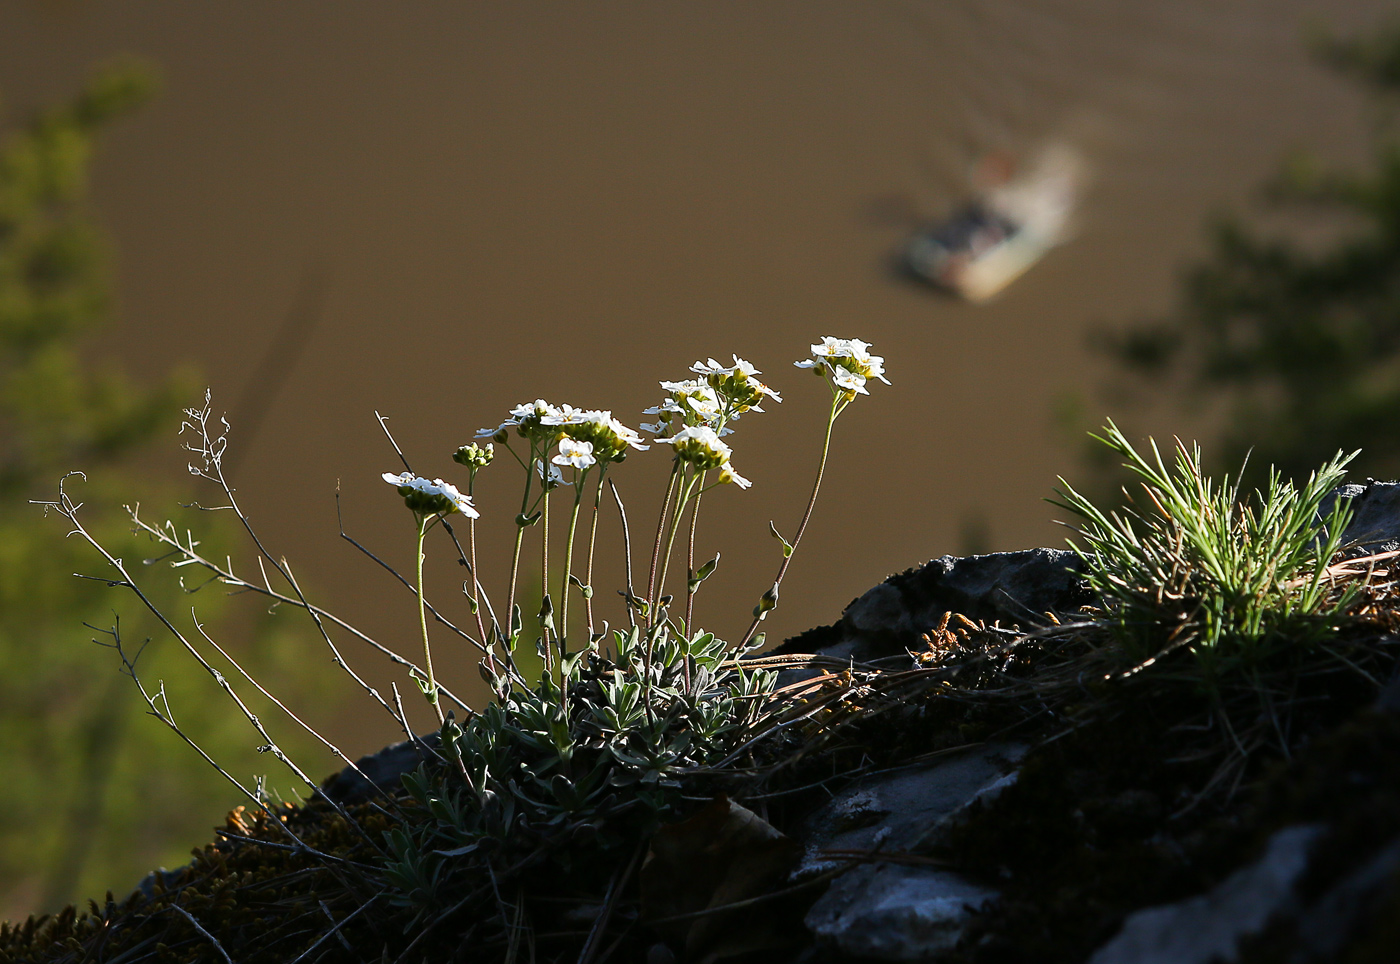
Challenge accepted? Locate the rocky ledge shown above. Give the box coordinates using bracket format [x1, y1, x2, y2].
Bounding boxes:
[7, 484, 1400, 963]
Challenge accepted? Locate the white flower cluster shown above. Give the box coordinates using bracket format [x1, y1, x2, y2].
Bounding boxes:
[549, 407, 649, 466]
[479, 401, 647, 473]
[795, 337, 890, 396]
[691, 355, 782, 414]
[641, 378, 724, 436]
[446, 340, 884, 510]
[478, 399, 561, 443]
[382, 471, 479, 517]
[660, 425, 751, 488]
[641, 355, 779, 437]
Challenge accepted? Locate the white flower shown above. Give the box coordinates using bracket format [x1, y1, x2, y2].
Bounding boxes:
[686, 393, 724, 418]
[729, 356, 760, 379]
[552, 437, 596, 469]
[661, 427, 753, 487]
[830, 364, 869, 395]
[536, 458, 565, 489]
[478, 399, 566, 442]
[690, 355, 782, 412]
[665, 379, 721, 411]
[718, 464, 752, 489]
[382, 471, 479, 517]
[689, 357, 730, 378]
[545, 408, 649, 462]
[843, 339, 889, 385]
[542, 403, 586, 426]
[646, 379, 723, 433]
[661, 425, 733, 469]
[795, 337, 889, 392]
[727, 355, 782, 404]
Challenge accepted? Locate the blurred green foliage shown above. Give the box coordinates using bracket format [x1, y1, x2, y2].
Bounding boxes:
[0, 61, 325, 918]
[1100, 21, 1400, 485]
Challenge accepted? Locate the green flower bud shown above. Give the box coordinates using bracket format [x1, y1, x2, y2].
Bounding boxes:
[453, 442, 495, 468]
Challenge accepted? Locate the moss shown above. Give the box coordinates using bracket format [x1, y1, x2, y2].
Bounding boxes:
[0, 797, 391, 963]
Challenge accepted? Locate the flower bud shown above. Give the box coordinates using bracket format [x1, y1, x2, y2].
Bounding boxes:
[453, 442, 495, 468]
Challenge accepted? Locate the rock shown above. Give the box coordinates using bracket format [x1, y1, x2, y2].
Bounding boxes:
[805, 864, 999, 961]
[1087, 824, 1325, 964]
[774, 478, 1393, 676]
[774, 548, 1086, 667]
[798, 744, 1026, 960]
[1330, 480, 1400, 553]
[1290, 833, 1400, 961]
[796, 744, 1028, 878]
[318, 731, 441, 805]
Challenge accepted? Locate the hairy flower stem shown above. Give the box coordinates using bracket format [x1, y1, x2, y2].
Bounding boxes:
[684, 483, 704, 637]
[584, 471, 607, 638]
[646, 461, 682, 626]
[611, 479, 639, 631]
[740, 395, 842, 647]
[541, 486, 552, 667]
[467, 473, 509, 692]
[655, 470, 701, 622]
[415, 514, 445, 724]
[681, 483, 705, 691]
[506, 443, 539, 636]
[560, 474, 586, 658]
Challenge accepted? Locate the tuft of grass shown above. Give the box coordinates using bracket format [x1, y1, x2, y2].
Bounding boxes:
[1053, 420, 1358, 678]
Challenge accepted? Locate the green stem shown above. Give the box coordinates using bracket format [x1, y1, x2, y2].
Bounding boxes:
[584, 470, 607, 638]
[541, 481, 552, 668]
[684, 479, 705, 635]
[645, 461, 682, 625]
[739, 394, 841, 647]
[560, 472, 586, 656]
[506, 443, 539, 630]
[468, 471, 512, 692]
[656, 468, 700, 614]
[415, 514, 444, 723]
[507, 524, 526, 646]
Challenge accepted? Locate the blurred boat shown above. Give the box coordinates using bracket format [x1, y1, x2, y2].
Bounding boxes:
[903, 144, 1084, 302]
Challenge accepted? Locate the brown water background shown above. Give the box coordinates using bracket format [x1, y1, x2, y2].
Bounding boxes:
[1, 0, 1390, 761]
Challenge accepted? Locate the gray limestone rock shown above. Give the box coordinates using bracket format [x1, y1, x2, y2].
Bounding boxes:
[776, 548, 1087, 667]
[1290, 834, 1400, 961]
[318, 731, 440, 805]
[1330, 479, 1400, 553]
[1088, 824, 1325, 964]
[798, 744, 1026, 960]
[796, 743, 1028, 879]
[778, 479, 1400, 673]
[805, 864, 998, 961]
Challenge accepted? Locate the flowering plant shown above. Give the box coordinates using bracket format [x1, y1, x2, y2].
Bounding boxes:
[38, 337, 889, 952]
[419, 341, 888, 711]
